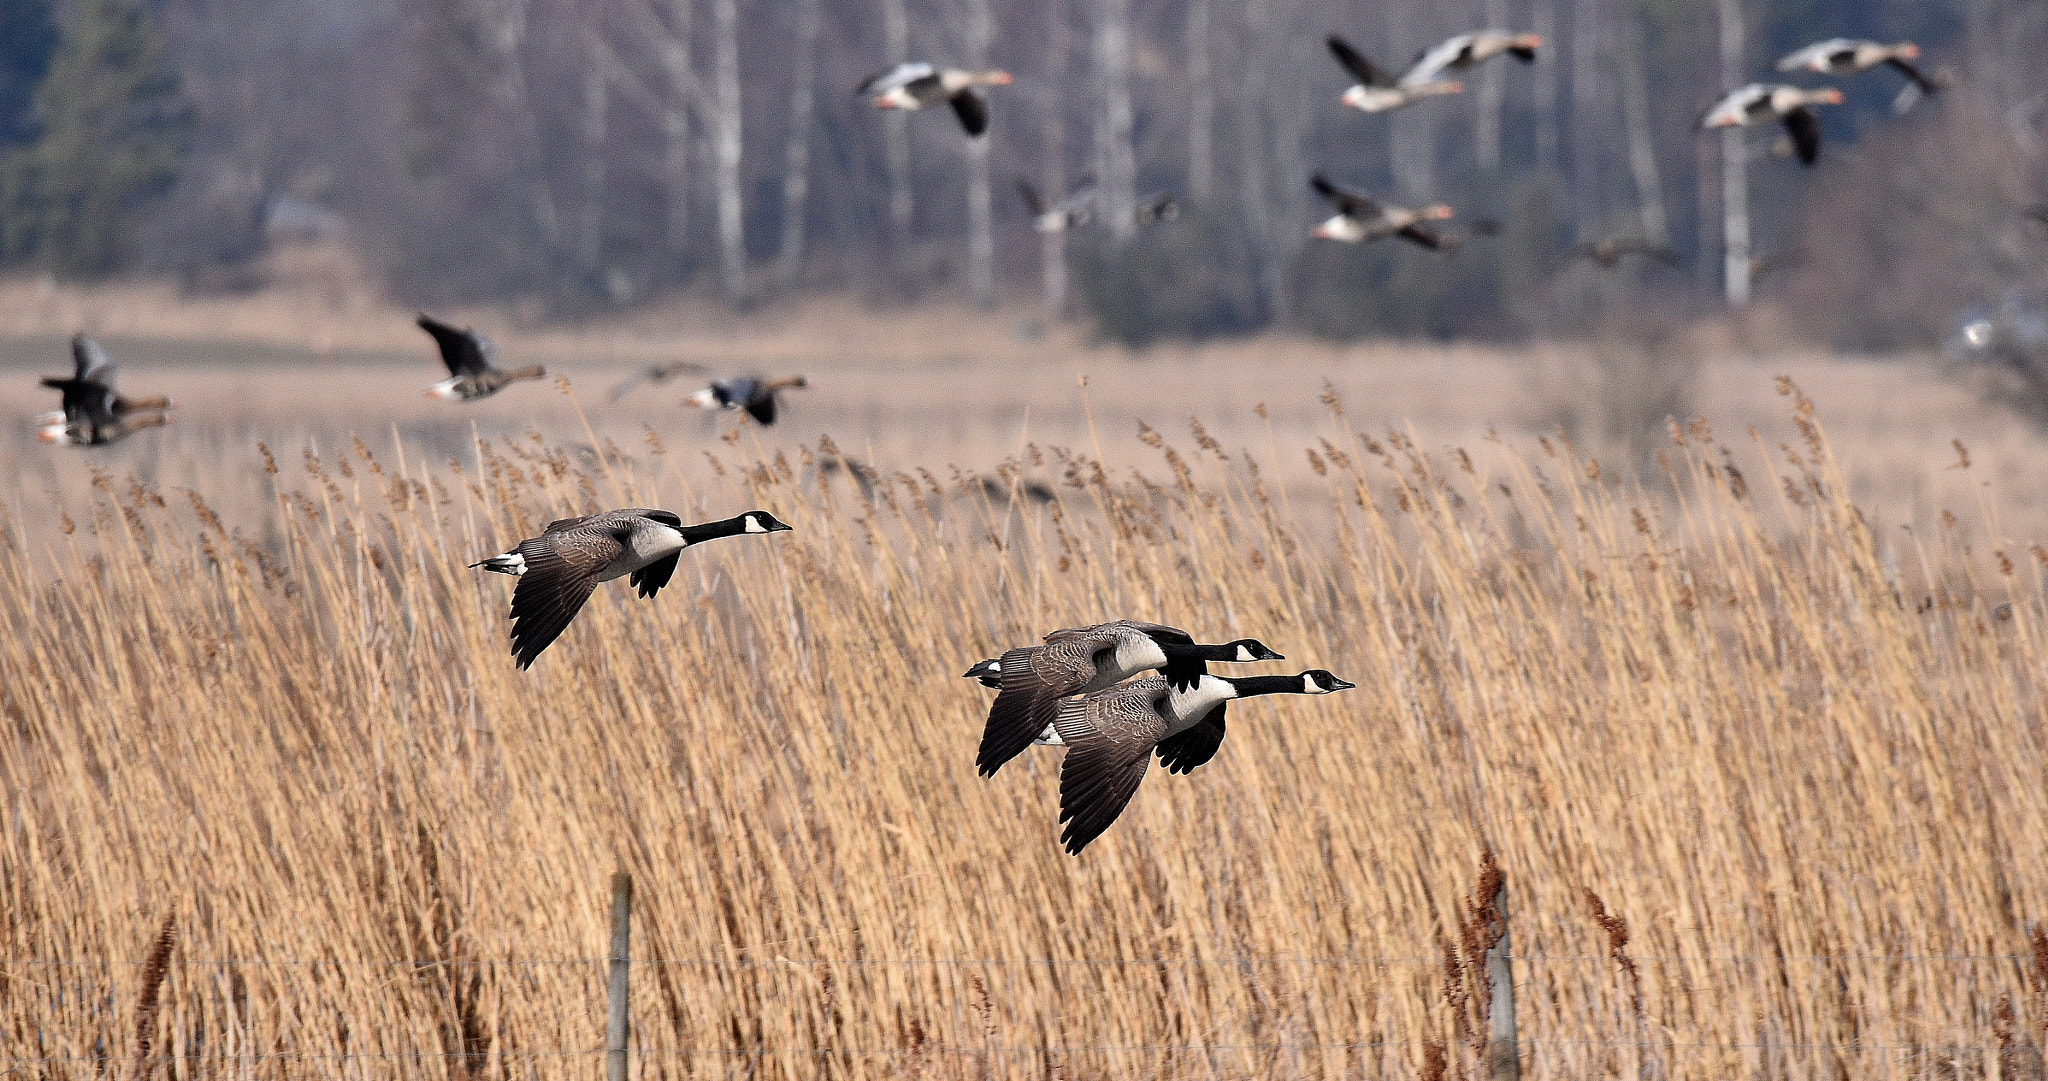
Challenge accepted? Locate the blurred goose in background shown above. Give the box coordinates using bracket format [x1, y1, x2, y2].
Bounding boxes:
[1403, 29, 1542, 84]
[1328, 35, 1463, 113]
[857, 63, 1011, 136]
[1017, 178, 1096, 234]
[471, 508, 791, 669]
[1052, 670, 1355, 855]
[1777, 38, 1938, 112]
[1698, 84, 1844, 166]
[416, 315, 546, 400]
[1310, 173, 1456, 250]
[36, 334, 172, 440]
[613, 363, 806, 425]
[1134, 193, 1181, 226]
[974, 620, 1284, 777]
[1563, 236, 1684, 270]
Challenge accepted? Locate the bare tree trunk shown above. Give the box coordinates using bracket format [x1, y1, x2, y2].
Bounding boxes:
[1387, 2, 1435, 198]
[964, 0, 995, 306]
[1618, 10, 1667, 244]
[580, 30, 609, 273]
[1186, 0, 1214, 203]
[1569, 0, 1602, 234]
[1094, 0, 1136, 243]
[1694, 137, 1717, 288]
[711, 0, 745, 303]
[1531, 0, 1559, 174]
[1040, 0, 1069, 314]
[1237, 0, 1284, 322]
[882, 0, 913, 237]
[775, 0, 821, 289]
[1474, 0, 1509, 172]
[644, 0, 698, 265]
[1717, 0, 1749, 306]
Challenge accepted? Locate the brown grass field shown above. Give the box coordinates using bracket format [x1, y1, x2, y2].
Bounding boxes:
[4, 264, 2048, 1079]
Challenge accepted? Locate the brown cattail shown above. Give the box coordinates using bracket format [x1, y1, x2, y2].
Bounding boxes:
[125, 914, 177, 1081]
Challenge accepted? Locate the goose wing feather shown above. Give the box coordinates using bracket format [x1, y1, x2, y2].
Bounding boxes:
[1055, 680, 1169, 854]
[1155, 702, 1226, 775]
[949, 89, 989, 136]
[505, 519, 628, 669]
[418, 315, 491, 376]
[1311, 173, 1380, 219]
[72, 335, 113, 382]
[608, 361, 709, 402]
[978, 634, 1105, 777]
[1782, 106, 1822, 165]
[1327, 35, 1389, 87]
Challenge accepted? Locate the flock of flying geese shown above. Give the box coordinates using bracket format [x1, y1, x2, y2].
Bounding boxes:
[861, 30, 1944, 259]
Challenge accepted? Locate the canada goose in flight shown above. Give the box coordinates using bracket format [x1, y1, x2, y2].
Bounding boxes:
[1327, 35, 1463, 114]
[689, 375, 808, 426]
[36, 335, 173, 441]
[1054, 670, 1355, 854]
[1777, 39, 1936, 98]
[1698, 84, 1843, 166]
[1403, 29, 1542, 85]
[417, 315, 547, 400]
[1017, 178, 1096, 234]
[472, 509, 792, 669]
[857, 63, 1012, 136]
[38, 411, 170, 446]
[975, 620, 1284, 777]
[1310, 173, 1457, 250]
[1563, 236, 1683, 270]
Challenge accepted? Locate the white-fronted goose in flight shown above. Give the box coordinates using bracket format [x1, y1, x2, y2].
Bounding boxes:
[975, 620, 1284, 777]
[1777, 39, 1936, 95]
[1054, 670, 1355, 854]
[38, 411, 169, 446]
[1402, 29, 1542, 85]
[1698, 84, 1843, 166]
[417, 315, 546, 400]
[857, 63, 1012, 136]
[472, 509, 792, 669]
[1564, 236, 1683, 270]
[1310, 173, 1456, 250]
[36, 334, 173, 442]
[1017, 178, 1096, 234]
[1327, 35, 1463, 113]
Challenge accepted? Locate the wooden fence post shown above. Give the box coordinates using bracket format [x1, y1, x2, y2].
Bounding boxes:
[1486, 877, 1520, 1081]
[607, 872, 633, 1081]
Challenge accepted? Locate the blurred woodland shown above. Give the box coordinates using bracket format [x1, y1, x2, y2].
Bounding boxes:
[1, 0, 2046, 348]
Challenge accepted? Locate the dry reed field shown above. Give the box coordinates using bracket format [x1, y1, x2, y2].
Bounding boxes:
[4, 371, 2047, 1081]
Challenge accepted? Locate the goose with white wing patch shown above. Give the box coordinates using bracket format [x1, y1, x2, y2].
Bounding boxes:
[1053, 670, 1355, 855]
[472, 509, 792, 669]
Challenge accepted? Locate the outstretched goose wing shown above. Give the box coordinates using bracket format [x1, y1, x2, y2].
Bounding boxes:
[1055, 681, 1170, 854]
[504, 520, 628, 669]
[1155, 702, 1226, 775]
[418, 315, 491, 377]
[1327, 35, 1390, 87]
[950, 89, 989, 136]
[979, 631, 1108, 777]
[1782, 106, 1822, 166]
[1311, 172, 1381, 219]
[609, 361, 709, 402]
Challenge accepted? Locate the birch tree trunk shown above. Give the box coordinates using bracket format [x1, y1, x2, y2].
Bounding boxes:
[882, 0, 912, 236]
[579, 30, 609, 273]
[963, 0, 995, 306]
[1531, 0, 1559, 174]
[1040, 0, 1069, 314]
[774, 0, 821, 288]
[1094, 0, 1136, 243]
[1717, 0, 1749, 306]
[1186, 0, 1214, 203]
[711, 0, 745, 303]
[652, 0, 695, 264]
[1387, 2, 1435, 198]
[1618, 11, 1667, 244]
[1569, 0, 1602, 233]
[1474, 0, 1509, 173]
[1237, 0, 1284, 321]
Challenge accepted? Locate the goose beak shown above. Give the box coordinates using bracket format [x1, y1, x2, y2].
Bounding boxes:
[1330, 677, 1357, 691]
[873, 97, 897, 109]
[1899, 42, 1920, 59]
[1312, 223, 1333, 239]
[1822, 88, 1844, 104]
[992, 71, 1013, 84]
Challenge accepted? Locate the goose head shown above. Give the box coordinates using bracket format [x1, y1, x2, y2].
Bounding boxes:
[1299, 670, 1356, 694]
[1226, 639, 1286, 662]
[740, 511, 794, 534]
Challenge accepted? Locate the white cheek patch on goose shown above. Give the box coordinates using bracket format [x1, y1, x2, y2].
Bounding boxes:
[1236, 645, 1254, 662]
[1304, 674, 1322, 694]
[744, 515, 765, 533]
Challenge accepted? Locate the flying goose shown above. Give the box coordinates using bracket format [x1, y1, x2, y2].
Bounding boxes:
[1017, 178, 1096, 234]
[1563, 236, 1684, 270]
[1134, 193, 1181, 226]
[1698, 84, 1843, 166]
[1054, 670, 1356, 854]
[1402, 29, 1542, 85]
[36, 334, 173, 434]
[1328, 35, 1463, 113]
[974, 621, 1284, 777]
[857, 63, 1012, 136]
[417, 315, 546, 401]
[690, 375, 808, 426]
[1310, 173, 1457, 250]
[1777, 39, 1936, 97]
[472, 509, 792, 669]
[38, 411, 170, 446]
